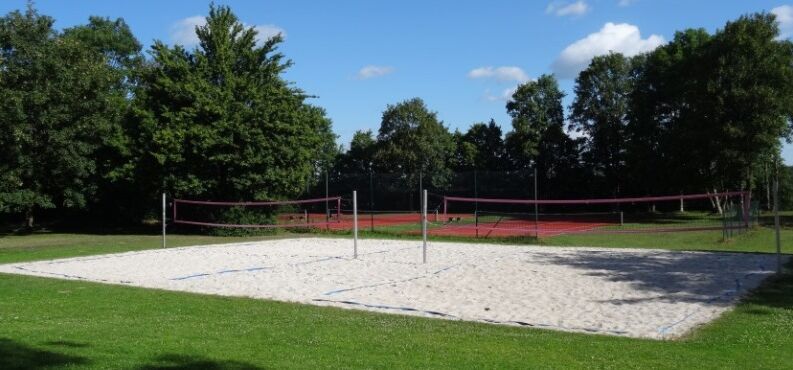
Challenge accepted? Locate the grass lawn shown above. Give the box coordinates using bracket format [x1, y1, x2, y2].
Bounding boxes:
[0, 227, 791, 369]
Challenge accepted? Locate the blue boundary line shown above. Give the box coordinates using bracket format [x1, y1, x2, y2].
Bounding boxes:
[313, 298, 629, 336]
[322, 263, 461, 296]
[170, 266, 270, 281]
[12, 266, 134, 284]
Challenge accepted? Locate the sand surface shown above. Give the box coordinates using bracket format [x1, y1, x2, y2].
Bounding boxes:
[0, 238, 783, 339]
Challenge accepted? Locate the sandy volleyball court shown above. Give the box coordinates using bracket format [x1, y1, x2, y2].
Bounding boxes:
[0, 238, 782, 339]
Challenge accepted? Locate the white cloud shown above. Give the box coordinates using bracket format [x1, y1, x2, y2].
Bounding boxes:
[468, 66, 530, 83]
[252, 24, 286, 42]
[482, 85, 522, 102]
[552, 22, 665, 78]
[169, 16, 286, 47]
[546, 1, 590, 17]
[772, 5, 793, 39]
[170, 16, 205, 46]
[356, 65, 395, 80]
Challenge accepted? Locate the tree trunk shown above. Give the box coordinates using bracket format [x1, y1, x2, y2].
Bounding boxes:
[25, 209, 34, 228]
[707, 189, 724, 215]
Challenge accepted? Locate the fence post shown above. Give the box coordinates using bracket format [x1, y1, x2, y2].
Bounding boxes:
[534, 167, 539, 238]
[722, 205, 727, 240]
[422, 189, 427, 264]
[370, 169, 375, 232]
[774, 176, 781, 274]
[474, 170, 478, 238]
[419, 171, 423, 213]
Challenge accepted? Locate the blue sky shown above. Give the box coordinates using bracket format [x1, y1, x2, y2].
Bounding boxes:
[3, 0, 793, 161]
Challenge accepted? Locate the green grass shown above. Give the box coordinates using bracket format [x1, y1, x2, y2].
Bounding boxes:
[0, 227, 791, 368]
[547, 227, 793, 253]
[0, 232, 285, 264]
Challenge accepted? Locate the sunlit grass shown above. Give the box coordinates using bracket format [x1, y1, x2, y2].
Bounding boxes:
[0, 226, 790, 368]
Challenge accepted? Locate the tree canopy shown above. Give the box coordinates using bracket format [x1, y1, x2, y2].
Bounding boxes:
[373, 97, 454, 188]
[0, 6, 139, 226]
[128, 5, 336, 202]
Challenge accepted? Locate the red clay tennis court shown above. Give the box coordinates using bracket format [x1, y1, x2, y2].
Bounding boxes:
[428, 221, 614, 238]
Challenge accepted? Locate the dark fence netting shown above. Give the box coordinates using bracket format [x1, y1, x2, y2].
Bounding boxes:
[291, 170, 757, 239]
[309, 170, 539, 213]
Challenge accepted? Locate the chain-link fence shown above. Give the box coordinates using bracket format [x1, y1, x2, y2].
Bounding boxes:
[294, 170, 756, 239]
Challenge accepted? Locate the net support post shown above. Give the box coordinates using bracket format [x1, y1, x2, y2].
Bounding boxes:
[743, 191, 752, 229]
[161, 192, 166, 249]
[422, 189, 428, 264]
[353, 190, 358, 259]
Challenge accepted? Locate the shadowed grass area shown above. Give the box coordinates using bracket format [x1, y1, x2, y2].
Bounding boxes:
[0, 228, 791, 368]
[0, 338, 89, 369]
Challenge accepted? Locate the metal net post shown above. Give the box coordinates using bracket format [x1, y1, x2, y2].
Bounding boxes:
[325, 171, 329, 231]
[353, 190, 358, 259]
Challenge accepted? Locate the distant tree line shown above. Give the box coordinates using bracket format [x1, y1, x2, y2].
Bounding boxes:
[0, 4, 791, 229]
[334, 13, 793, 209]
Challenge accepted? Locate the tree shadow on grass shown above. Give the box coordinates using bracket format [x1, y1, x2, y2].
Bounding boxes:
[738, 265, 793, 312]
[137, 354, 262, 370]
[43, 340, 89, 348]
[526, 249, 787, 306]
[0, 338, 88, 369]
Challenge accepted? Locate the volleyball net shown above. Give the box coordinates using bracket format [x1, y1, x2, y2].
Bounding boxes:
[439, 191, 756, 237]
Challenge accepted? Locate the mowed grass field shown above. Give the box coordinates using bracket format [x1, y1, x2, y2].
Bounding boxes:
[0, 222, 792, 369]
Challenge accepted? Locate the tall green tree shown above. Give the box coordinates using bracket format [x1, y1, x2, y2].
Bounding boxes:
[129, 5, 335, 203]
[505, 75, 566, 171]
[570, 53, 633, 196]
[700, 13, 793, 192]
[373, 97, 454, 188]
[505, 74, 580, 196]
[450, 130, 477, 171]
[627, 29, 713, 195]
[337, 130, 376, 173]
[61, 16, 144, 219]
[461, 119, 505, 171]
[0, 6, 138, 226]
